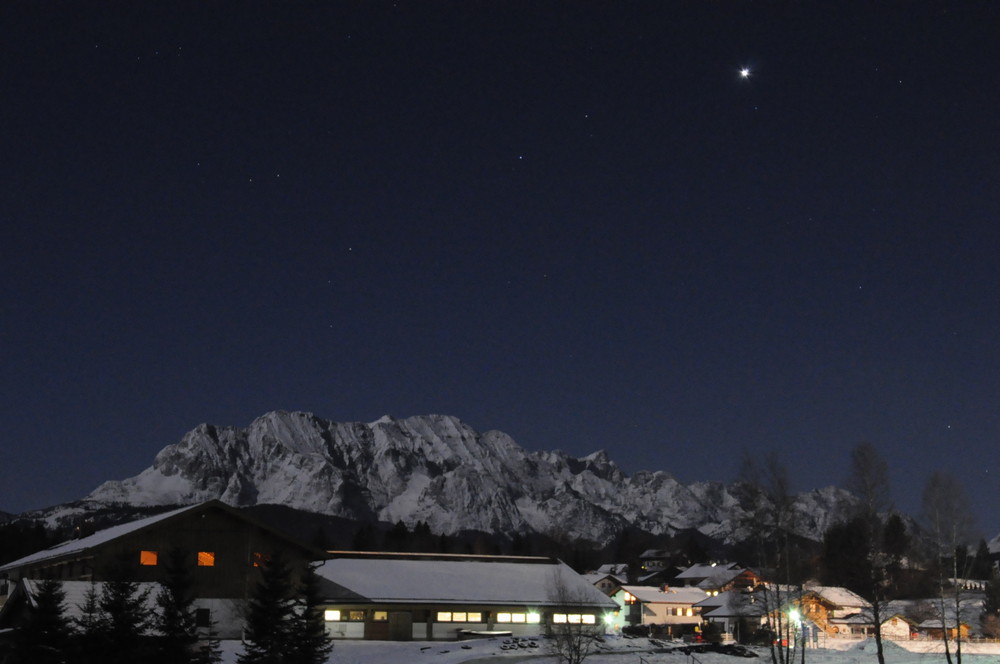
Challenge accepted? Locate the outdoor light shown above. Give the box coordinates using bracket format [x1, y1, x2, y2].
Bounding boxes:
[789, 609, 801, 625]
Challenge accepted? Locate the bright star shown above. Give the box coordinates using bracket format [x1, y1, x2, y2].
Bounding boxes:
[739, 67, 751, 79]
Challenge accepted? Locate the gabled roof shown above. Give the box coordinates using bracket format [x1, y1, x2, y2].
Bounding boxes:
[0, 500, 317, 574]
[315, 553, 616, 609]
[697, 591, 766, 619]
[0, 504, 198, 572]
[802, 585, 867, 609]
[620, 585, 708, 605]
[675, 562, 748, 589]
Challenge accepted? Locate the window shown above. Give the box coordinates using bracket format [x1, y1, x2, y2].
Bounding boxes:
[373, 611, 388, 622]
[324, 610, 341, 621]
[348, 610, 365, 621]
[139, 550, 158, 566]
[624, 591, 636, 605]
[496, 611, 540, 624]
[554, 613, 596, 625]
[195, 608, 211, 628]
[197, 551, 215, 567]
[437, 612, 480, 622]
[323, 609, 365, 622]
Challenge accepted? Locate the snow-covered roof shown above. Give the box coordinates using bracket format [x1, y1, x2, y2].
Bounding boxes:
[803, 585, 868, 608]
[315, 554, 616, 609]
[620, 585, 709, 605]
[695, 591, 765, 618]
[0, 504, 199, 572]
[675, 562, 747, 589]
[581, 572, 625, 586]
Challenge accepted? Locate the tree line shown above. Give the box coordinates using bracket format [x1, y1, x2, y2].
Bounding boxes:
[2, 550, 332, 664]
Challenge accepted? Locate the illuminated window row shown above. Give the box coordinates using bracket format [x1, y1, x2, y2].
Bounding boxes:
[496, 612, 541, 624]
[671, 607, 696, 616]
[436, 611, 483, 623]
[553, 613, 597, 625]
[140, 550, 216, 567]
[324, 610, 383, 622]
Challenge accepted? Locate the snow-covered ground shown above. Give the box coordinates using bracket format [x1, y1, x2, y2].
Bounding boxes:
[217, 636, 1000, 664]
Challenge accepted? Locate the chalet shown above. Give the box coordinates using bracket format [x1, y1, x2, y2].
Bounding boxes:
[583, 563, 628, 596]
[615, 584, 708, 637]
[0, 501, 320, 637]
[314, 551, 618, 641]
[795, 585, 868, 637]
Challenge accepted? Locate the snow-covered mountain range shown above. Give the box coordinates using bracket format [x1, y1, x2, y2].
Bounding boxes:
[73, 411, 853, 546]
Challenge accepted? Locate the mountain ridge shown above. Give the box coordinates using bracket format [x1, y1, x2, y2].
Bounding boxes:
[53, 411, 856, 547]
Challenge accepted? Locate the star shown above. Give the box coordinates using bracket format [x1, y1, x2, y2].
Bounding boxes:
[739, 67, 751, 79]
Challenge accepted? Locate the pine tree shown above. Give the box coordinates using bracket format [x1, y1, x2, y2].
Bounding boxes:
[287, 563, 333, 664]
[72, 583, 109, 664]
[99, 574, 154, 664]
[238, 551, 297, 664]
[154, 548, 200, 664]
[8, 579, 74, 664]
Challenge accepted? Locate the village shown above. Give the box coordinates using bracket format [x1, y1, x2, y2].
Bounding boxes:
[1, 500, 998, 663]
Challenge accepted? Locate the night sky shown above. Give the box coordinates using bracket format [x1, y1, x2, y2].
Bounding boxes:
[2, 2, 998, 537]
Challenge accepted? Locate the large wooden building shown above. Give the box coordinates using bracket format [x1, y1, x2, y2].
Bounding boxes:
[0, 500, 319, 637]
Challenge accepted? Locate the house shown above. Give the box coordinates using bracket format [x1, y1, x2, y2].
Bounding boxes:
[583, 563, 628, 596]
[795, 585, 868, 637]
[0, 500, 320, 637]
[695, 589, 766, 640]
[314, 551, 618, 640]
[615, 584, 708, 637]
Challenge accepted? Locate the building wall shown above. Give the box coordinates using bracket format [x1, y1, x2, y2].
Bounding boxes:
[320, 604, 606, 641]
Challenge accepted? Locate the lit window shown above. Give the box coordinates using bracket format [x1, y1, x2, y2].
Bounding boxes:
[554, 614, 567, 624]
[324, 610, 341, 621]
[453, 612, 467, 622]
[373, 611, 388, 622]
[348, 610, 365, 621]
[469, 612, 483, 622]
[527, 612, 541, 624]
[139, 550, 158, 566]
[686, 608, 694, 617]
[511, 613, 526, 623]
[437, 612, 452, 622]
[497, 613, 512, 623]
[624, 592, 636, 605]
[197, 551, 215, 567]
[583, 614, 596, 624]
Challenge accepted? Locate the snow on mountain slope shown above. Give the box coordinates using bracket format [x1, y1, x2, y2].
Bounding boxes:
[85, 411, 854, 545]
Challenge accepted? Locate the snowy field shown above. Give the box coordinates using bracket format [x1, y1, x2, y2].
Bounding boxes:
[216, 636, 1000, 664]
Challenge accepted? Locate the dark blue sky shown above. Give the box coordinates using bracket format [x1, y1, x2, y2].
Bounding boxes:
[2, 2, 997, 536]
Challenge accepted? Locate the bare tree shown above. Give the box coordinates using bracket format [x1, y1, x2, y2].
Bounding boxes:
[738, 451, 805, 664]
[844, 442, 893, 664]
[922, 471, 978, 664]
[545, 567, 604, 664]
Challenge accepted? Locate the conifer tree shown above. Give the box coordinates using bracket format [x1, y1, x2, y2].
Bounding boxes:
[8, 579, 74, 664]
[99, 571, 154, 664]
[73, 583, 109, 664]
[238, 551, 297, 664]
[288, 563, 333, 664]
[155, 548, 218, 664]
